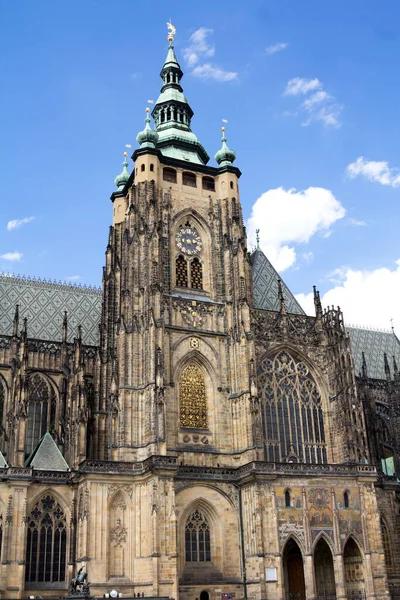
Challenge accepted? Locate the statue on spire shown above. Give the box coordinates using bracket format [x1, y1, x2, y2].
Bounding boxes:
[166, 21, 176, 42]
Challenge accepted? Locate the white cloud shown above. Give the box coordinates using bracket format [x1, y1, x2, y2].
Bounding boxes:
[266, 42, 288, 55]
[284, 78, 321, 95]
[347, 157, 400, 187]
[66, 275, 81, 281]
[296, 260, 400, 330]
[192, 63, 238, 82]
[0, 251, 23, 261]
[184, 27, 215, 67]
[346, 218, 367, 227]
[284, 78, 342, 128]
[184, 27, 237, 82]
[7, 216, 34, 231]
[247, 186, 346, 272]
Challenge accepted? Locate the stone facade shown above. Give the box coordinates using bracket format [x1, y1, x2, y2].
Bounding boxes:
[0, 34, 399, 600]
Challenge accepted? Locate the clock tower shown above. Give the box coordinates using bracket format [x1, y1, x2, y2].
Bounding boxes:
[95, 26, 258, 597]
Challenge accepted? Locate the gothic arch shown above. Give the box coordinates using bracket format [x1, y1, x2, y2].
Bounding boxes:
[176, 486, 241, 581]
[311, 530, 335, 554]
[28, 488, 70, 521]
[25, 372, 58, 456]
[380, 515, 394, 571]
[282, 536, 306, 600]
[343, 535, 366, 597]
[281, 533, 306, 557]
[342, 532, 364, 554]
[108, 490, 130, 578]
[257, 345, 330, 464]
[172, 334, 219, 360]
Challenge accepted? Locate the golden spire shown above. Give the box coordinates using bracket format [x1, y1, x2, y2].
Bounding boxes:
[166, 20, 176, 43]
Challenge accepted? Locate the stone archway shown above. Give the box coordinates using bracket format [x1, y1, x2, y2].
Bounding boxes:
[283, 538, 306, 600]
[343, 537, 366, 599]
[314, 537, 336, 600]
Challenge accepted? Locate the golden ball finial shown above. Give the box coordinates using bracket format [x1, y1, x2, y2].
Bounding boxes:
[145, 107, 150, 113]
[123, 151, 128, 157]
[221, 126, 226, 132]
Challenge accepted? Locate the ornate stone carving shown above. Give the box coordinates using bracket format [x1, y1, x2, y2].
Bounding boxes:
[110, 517, 127, 546]
[173, 298, 214, 329]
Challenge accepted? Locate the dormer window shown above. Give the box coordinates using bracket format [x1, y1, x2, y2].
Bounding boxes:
[183, 171, 197, 187]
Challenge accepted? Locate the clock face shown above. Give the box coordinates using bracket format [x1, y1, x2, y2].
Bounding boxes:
[176, 227, 202, 256]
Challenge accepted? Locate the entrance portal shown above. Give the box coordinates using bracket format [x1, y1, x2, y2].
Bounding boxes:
[283, 538, 306, 600]
[344, 538, 366, 600]
[200, 592, 209, 600]
[314, 537, 336, 600]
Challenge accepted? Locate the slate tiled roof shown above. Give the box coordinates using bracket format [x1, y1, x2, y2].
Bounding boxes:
[25, 431, 70, 471]
[346, 326, 400, 381]
[0, 273, 102, 345]
[250, 249, 305, 315]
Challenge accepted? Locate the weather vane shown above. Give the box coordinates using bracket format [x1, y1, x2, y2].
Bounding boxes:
[166, 21, 176, 43]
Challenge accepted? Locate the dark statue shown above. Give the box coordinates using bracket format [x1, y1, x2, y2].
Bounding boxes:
[70, 565, 90, 596]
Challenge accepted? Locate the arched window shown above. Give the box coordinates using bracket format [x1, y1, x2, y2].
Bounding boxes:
[176, 255, 188, 288]
[183, 171, 197, 187]
[163, 167, 177, 183]
[285, 490, 291, 507]
[185, 509, 211, 562]
[190, 258, 203, 289]
[230, 181, 234, 189]
[180, 364, 207, 429]
[381, 518, 393, 570]
[202, 176, 215, 192]
[26, 375, 55, 456]
[141, 163, 145, 172]
[25, 495, 67, 583]
[258, 351, 327, 464]
[344, 490, 350, 508]
[150, 163, 154, 172]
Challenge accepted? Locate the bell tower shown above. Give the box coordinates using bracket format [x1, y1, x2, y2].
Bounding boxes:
[96, 25, 260, 467]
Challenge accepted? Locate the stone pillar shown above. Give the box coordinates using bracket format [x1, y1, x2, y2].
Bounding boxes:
[4, 484, 29, 600]
[304, 554, 316, 600]
[333, 553, 346, 600]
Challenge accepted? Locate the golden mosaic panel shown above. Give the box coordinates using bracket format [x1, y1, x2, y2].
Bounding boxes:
[180, 363, 207, 429]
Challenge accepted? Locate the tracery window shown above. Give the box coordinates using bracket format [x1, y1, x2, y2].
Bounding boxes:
[25, 495, 67, 583]
[176, 255, 188, 287]
[258, 351, 327, 464]
[190, 258, 203, 289]
[180, 364, 207, 429]
[185, 509, 211, 562]
[381, 518, 393, 570]
[26, 375, 56, 456]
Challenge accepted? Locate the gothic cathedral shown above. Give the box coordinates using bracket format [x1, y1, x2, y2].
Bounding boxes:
[0, 30, 399, 600]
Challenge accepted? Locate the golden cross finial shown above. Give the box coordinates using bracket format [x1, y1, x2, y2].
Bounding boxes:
[166, 21, 176, 42]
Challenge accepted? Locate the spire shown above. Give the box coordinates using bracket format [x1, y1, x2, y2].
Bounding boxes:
[277, 279, 287, 315]
[361, 351, 368, 379]
[313, 285, 322, 318]
[136, 107, 159, 149]
[114, 151, 130, 191]
[214, 126, 236, 167]
[255, 229, 260, 250]
[150, 23, 209, 165]
[384, 352, 391, 380]
[393, 355, 399, 380]
[13, 304, 19, 337]
[62, 311, 68, 344]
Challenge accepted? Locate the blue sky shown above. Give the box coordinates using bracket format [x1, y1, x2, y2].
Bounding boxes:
[1, 1, 399, 329]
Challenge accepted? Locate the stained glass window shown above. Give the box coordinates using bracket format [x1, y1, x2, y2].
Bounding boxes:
[180, 364, 207, 429]
[176, 255, 188, 288]
[258, 351, 327, 464]
[381, 518, 393, 570]
[25, 495, 67, 583]
[26, 375, 55, 456]
[185, 509, 211, 562]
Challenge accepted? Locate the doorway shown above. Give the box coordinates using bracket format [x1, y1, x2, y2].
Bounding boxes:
[314, 537, 336, 600]
[283, 538, 306, 600]
[343, 538, 366, 600]
[200, 592, 209, 600]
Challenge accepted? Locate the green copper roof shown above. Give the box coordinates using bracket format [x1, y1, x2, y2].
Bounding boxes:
[114, 156, 130, 190]
[136, 112, 159, 149]
[150, 42, 209, 165]
[215, 130, 236, 166]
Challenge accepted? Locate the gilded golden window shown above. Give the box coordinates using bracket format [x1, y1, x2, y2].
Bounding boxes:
[180, 364, 207, 429]
[258, 351, 327, 464]
[176, 255, 188, 287]
[190, 258, 203, 289]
